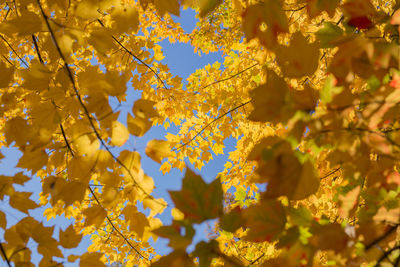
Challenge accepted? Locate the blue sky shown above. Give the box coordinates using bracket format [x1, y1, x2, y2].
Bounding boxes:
[0, 7, 238, 266]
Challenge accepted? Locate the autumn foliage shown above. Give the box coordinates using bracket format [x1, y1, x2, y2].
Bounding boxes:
[0, 0, 400, 266]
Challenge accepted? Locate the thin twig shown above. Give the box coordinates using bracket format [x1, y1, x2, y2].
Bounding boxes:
[0, 243, 11, 267]
[88, 186, 149, 262]
[248, 252, 265, 266]
[173, 100, 251, 151]
[365, 225, 399, 250]
[200, 63, 259, 91]
[0, 34, 28, 67]
[60, 124, 74, 157]
[320, 167, 341, 180]
[32, 34, 44, 63]
[96, 19, 169, 90]
[374, 245, 400, 267]
[282, 5, 306, 12]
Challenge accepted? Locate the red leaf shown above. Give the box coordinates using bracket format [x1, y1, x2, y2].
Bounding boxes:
[348, 16, 372, 29]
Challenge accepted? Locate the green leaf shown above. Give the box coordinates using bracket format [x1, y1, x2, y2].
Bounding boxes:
[320, 75, 344, 104]
[316, 22, 344, 48]
[234, 188, 246, 203]
[169, 168, 223, 223]
[287, 206, 313, 227]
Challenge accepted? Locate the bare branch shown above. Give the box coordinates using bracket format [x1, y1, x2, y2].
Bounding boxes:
[31, 34, 44, 64]
[0, 242, 11, 267]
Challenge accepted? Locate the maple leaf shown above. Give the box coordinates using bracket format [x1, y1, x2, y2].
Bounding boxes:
[83, 205, 107, 228]
[242, 199, 286, 242]
[111, 121, 129, 146]
[60, 225, 83, 249]
[9, 192, 39, 214]
[248, 70, 291, 124]
[307, 0, 340, 18]
[248, 138, 320, 200]
[275, 32, 320, 78]
[169, 168, 223, 223]
[145, 139, 174, 163]
[153, 220, 195, 250]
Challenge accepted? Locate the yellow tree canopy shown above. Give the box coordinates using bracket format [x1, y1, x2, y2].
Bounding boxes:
[0, 0, 400, 266]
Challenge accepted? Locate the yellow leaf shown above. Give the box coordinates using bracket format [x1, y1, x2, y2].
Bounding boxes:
[0, 11, 43, 36]
[88, 28, 117, 55]
[58, 181, 87, 206]
[80, 252, 106, 267]
[154, 0, 180, 16]
[75, 0, 102, 19]
[143, 198, 167, 217]
[97, 171, 121, 187]
[198, 0, 223, 17]
[68, 255, 80, 262]
[339, 186, 360, 218]
[123, 205, 149, 238]
[133, 99, 159, 119]
[160, 161, 172, 174]
[154, 45, 165, 61]
[275, 32, 320, 78]
[248, 71, 289, 124]
[0, 61, 13, 87]
[9, 192, 39, 214]
[171, 208, 184, 221]
[19, 60, 53, 91]
[291, 160, 320, 200]
[74, 135, 100, 157]
[145, 139, 173, 163]
[17, 149, 48, 174]
[118, 150, 141, 178]
[127, 113, 151, 137]
[60, 225, 83, 249]
[83, 205, 107, 228]
[0, 210, 6, 229]
[32, 223, 56, 245]
[4, 117, 33, 147]
[111, 4, 139, 34]
[111, 121, 129, 146]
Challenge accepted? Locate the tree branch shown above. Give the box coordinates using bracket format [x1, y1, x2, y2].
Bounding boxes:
[60, 123, 74, 157]
[0, 242, 11, 267]
[200, 63, 259, 91]
[0, 34, 28, 67]
[88, 186, 149, 262]
[365, 224, 399, 251]
[32, 34, 44, 64]
[97, 19, 169, 91]
[320, 167, 341, 180]
[248, 252, 265, 266]
[374, 245, 400, 267]
[173, 100, 251, 151]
